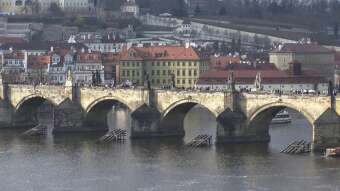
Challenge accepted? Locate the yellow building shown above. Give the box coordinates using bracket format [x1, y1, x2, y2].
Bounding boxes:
[119, 46, 209, 88]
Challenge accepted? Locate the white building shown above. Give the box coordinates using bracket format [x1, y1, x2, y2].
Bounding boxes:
[73, 50, 104, 84]
[120, 0, 139, 18]
[0, 0, 96, 15]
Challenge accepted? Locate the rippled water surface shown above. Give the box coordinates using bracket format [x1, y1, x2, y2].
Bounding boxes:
[0, 107, 339, 191]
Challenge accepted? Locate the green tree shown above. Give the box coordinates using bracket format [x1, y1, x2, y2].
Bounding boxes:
[74, 16, 85, 27]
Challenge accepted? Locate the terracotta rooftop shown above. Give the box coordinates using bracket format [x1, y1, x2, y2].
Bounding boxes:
[271, 43, 333, 54]
[3, 51, 25, 59]
[120, 46, 201, 61]
[0, 37, 26, 44]
[76, 51, 102, 63]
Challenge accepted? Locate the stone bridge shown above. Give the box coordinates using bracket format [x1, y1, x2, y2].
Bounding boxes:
[0, 82, 339, 151]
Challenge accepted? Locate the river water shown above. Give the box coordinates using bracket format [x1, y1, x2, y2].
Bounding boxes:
[0, 107, 339, 191]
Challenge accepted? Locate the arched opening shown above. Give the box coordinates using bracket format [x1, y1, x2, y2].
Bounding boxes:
[84, 99, 131, 132]
[14, 96, 54, 129]
[160, 102, 217, 143]
[249, 105, 314, 151]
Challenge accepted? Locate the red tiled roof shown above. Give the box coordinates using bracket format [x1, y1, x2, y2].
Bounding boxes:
[0, 37, 26, 44]
[102, 52, 120, 63]
[210, 55, 241, 66]
[120, 46, 201, 61]
[271, 43, 333, 54]
[197, 69, 327, 85]
[27, 55, 51, 70]
[3, 51, 25, 59]
[76, 51, 102, 63]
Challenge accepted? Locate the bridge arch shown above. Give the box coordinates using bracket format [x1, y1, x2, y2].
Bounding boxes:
[15, 94, 58, 112]
[161, 98, 219, 119]
[83, 96, 134, 131]
[85, 96, 136, 116]
[13, 94, 56, 128]
[159, 99, 218, 138]
[248, 101, 317, 143]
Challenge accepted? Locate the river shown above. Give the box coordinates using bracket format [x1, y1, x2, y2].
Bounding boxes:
[0, 107, 339, 191]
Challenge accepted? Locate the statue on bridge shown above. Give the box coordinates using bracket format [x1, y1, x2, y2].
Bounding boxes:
[227, 71, 235, 92]
[254, 72, 263, 92]
[143, 71, 151, 90]
[65, 69, 73, 87]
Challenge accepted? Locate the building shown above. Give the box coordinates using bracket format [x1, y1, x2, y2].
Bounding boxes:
[119, 45, 209, 88]
[0, 17, 31, 39]
[0, 42, 88, 56]
[0, 0, 97, 15]
[209, 55, 241, 70]
[269, 43, 335, 79]
[73, 50, 104, 84]
[74, 32, 126, 53]
[120, 0, 139, 18]
[0, 36, 26, 46]
[0, 49, 27, 83]
[196, 62, 328, 93]
[27, 54, 51, 83]
[102, 52, 119, 84]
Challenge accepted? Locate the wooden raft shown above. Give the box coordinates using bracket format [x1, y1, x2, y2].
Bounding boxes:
[280, 140, 311, 154]
[99, 129, 127, 143]
[22, 124, 48, 136]
[186, 135, 213, 147]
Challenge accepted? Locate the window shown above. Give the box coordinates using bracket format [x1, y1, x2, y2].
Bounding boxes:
[182, 79, 185, 84]
[136, 71, 140, 76]
[182, 70, 185, 76]
[188, 70, 192, 76]
[152, 70, 154, 76]
[127, 70, 130, 76]
[189, 79, 192, 84]
[157, 70, 160, 75]
[177, 79, 180, 84]
[194, 70, 197, 76]
[163, 62, 165, 66]
[189, 61, 192, 66]
[163, 79, 166, 84]
[182, 62, 185, 66]
[177, 70, 180, 76]
[132, 70, 135, 76]
[156, 79, 160, 84]
[157, 62, 160, 66]
[122, 70, 125, 76]
[168, 70, 171, 75]
[163, 70, 166, 75]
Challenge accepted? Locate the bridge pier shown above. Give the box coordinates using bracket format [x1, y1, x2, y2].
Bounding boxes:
[52, 100, 84, 134]
[312, 108, 340, 151]
[0, 100, 13, 128]
[215, 109, 271, 144]
[130, 104, 185, 138]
